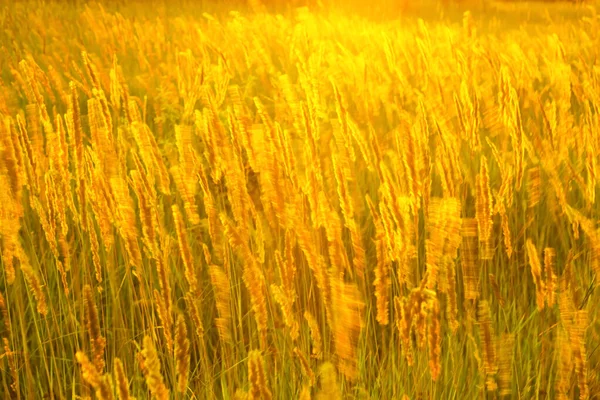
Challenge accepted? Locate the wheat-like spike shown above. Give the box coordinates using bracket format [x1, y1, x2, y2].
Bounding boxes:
[348, 118, 374, 172]
[97, 375, 116, 400]
[87, 165, 114, 242]
[571, 310, 588, 400]
[330, 78, 356, 162]
[54, 114, 71, 196]
[0, 116, 23, 203]
[16, 113, 39, 193]
[394, 296, 414, 366]
[58, 227, 71, 278]
[585, 139, 596, 205]
[249, 207, 264, 264]
[488, 274, 505, 307]
[140, 336, 169, 400]
[438, 117, 464, 195]
[154, 247, 173, 344]
[296, 222, 331, 324]
[527, 166, 541, 209]
[235, 389, 250, 400]
[478, 300, 497, 392]
[9, 66, 32, 104]
[82, 51, 101, 91]
[331, 277, 364, 381]
[299, 385, 311, 400]
[438, 198, 462, 332]
[281, 231, 297, 301]
[47, 64, 68, 104]
[197, 164, 220, 250]
[3, 337, 19, 395]
[171, 163, 202, 226]
[272, 284, 299, 341]
[135, 122, 171, 194]
[475, 156, 493, 259]
[304, 311, 323, 360]
[499, 202, 513, 259]
[293, 347, 316, 387]
[113, 358, 132, 400]
[194, 110, 218, 181]
[226, 112, 253, 226]
[20, 254, 47, 316]
[525, 239, 545, 310]
[442, 197, 462, 255]
[109, 176, 142, 271]
[76, 351, 114, 400]
[172, 204, 198, 294]
[410, 287, 430, 350]
[220, 213, 268, 346]
[201, 243, 212, 266]
[68, 82, 87, 232]
[83, 285, 106, 372]
[88, 97, 102, 154]
[332, 148, 366, 279]
[19, 60, 49, 123]
[544, 248, 557, 307]
[418, 105, 432, 216]
[153, 289, 173, 350]
[592, 240, 600, 283]
[95, 87, 113, 142]
[461, 8, 475, 37]
[206, 91, 234, 185]
[374, 220, 390, 325]
[127, 98, 142, 124]
[302, 108, 325, 225]
[0, 292, 10, 335]
[119, 82, 133, 124]
[278, 123, 299, 188]
[248, 350, 272, 400]
[44, 170, 65, 253]
[436, 152, 454, 199]
[175, 314, 190, 394]
[461, 218, 479, 301]
[323, 210, 348, 278]
[185, 293, 205, 342]
[425, 198, 446, 290]
[26, 58, 53, 103]
[256, 129, 286, 226]
[512, 99, 525, 192]
[396, 122, 421, 207]
[555, 326, 573, 400]
[446, 256, 459, 333]
[75, 351, 101, 389]
[208, 265, 231, 342]
[89, 221, 103, 287]
[130, 169, 157, 259]
[175, 123, 199, 196]
[0, 174, 20, 284]
[30, 194, 59, 262]
[497, 333, 514, 397]
[315, 362, 341, 400]
[23, 102, 40, 161]
[558, 270, 576, 327]
[428, 296, 442, 381]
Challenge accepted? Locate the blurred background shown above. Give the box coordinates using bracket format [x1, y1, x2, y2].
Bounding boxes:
[57, 0, 593, 22]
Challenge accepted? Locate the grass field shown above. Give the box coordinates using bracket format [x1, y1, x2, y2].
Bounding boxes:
[1, 0, 600, 399]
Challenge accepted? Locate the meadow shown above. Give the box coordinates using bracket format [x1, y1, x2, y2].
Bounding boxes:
[1, 0, 600, 398]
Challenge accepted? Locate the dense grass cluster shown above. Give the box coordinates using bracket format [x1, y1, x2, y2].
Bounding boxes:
[1, 1, 600, 399]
